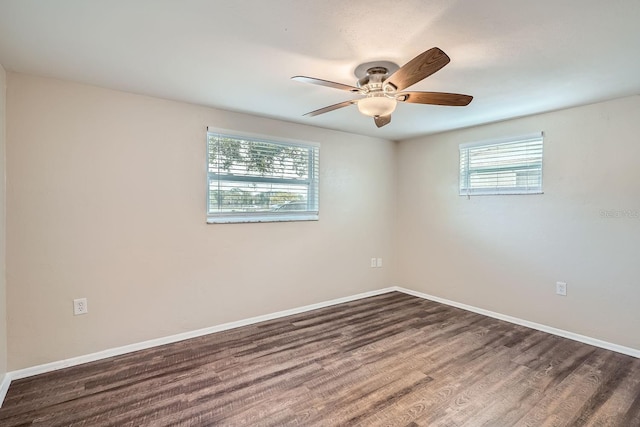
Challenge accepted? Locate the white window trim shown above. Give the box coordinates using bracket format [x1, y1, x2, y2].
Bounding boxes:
[206, 127, 320, 224]
[459, 132, 544, 196]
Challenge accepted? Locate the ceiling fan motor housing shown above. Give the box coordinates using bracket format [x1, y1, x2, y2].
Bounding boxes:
[358, 67, 392, 92]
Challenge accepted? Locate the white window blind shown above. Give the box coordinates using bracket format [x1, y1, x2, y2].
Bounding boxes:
[459, 133, 544, 196]
[207, 129, 319, 223]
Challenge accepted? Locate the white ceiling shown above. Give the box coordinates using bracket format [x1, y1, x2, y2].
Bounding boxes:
[1, 0, 640, 140]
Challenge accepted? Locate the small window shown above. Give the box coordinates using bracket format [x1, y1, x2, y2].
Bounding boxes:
[459, 132, 543, 196]
[207, 129, 319, 223]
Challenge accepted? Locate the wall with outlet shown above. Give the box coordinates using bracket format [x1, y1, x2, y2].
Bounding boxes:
[5, 73, 396, 370]
[395, 95, 640, 350]
[4, 72, 640, 372]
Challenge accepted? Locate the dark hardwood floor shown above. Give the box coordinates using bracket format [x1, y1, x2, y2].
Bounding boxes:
[1, 292, 639, 426]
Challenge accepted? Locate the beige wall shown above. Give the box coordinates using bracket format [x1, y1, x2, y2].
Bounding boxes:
[0, 64, 7, 376]
[6, 71, 639, 372]
[6, 73, 396, 370]
[396, 96, 640, 350]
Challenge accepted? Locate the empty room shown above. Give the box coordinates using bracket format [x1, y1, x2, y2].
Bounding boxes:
[0, 1, 639, 425]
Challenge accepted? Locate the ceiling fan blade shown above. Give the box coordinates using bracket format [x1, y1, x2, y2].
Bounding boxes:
[374, 115, 391, 128]
[397, 91, 473, 106]
[385, 47, 450, 92]
[292, 76, 361, 93]
[303, 100, 357, 117]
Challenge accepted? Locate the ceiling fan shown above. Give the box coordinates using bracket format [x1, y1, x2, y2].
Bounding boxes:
[292, 47, 472, 128]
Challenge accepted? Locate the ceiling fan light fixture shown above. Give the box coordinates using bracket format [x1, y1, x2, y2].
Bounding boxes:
[357, 94, 397, 117]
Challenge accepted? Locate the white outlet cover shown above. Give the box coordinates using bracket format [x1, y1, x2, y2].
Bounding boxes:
[556, 282, 567, 296]
[73, 298, 88, 315]
[370, 258, 377, 268]
[376, 258, 383, 267]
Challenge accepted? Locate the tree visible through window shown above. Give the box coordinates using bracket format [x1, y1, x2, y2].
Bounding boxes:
[207, 130, 319, 223]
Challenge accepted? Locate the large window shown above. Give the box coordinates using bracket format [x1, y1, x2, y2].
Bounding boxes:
[459, 132, 544, 196]
[207, 129, 319, 223]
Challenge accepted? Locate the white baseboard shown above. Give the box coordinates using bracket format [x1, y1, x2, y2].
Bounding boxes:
[393, 286, 640, 359]
[2, 285, 638, 408]
[0, 373, 10, 407]
[3, 287, 396, 399]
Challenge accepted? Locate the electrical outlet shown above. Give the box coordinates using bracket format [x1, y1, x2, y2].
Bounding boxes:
[556, 282, 567, 296]
[73, 298, 88, 315]
[376, 258, 383, 268]
[370, 258, 377, 268]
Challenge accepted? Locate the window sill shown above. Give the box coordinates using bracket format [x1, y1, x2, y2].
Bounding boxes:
[459, 190, 544, 196]
[207, 213, 319, 224]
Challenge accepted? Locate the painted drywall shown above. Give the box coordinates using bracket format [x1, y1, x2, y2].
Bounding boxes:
[396, 96, 640, 350]
[6, 73, 396, 370]
[0, 64, 7, 377]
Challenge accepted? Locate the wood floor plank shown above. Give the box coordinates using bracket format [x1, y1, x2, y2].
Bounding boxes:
[1, 292, 638, 426]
